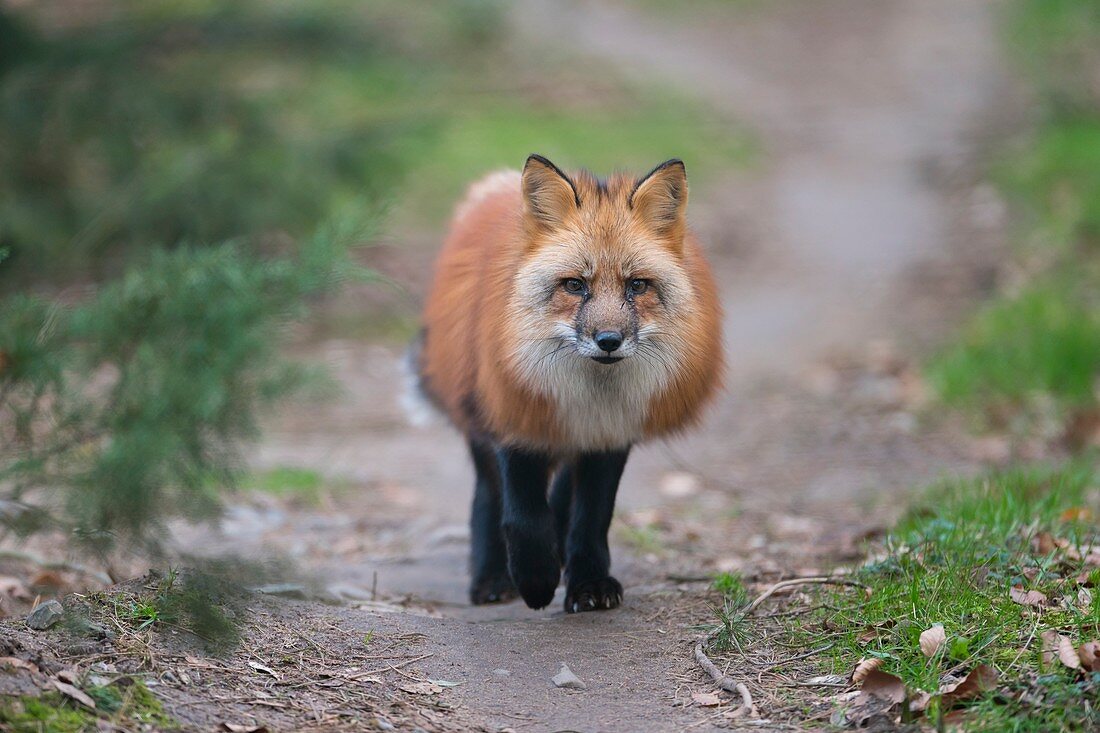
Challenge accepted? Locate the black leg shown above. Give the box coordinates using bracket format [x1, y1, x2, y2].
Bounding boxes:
[468, 441, 515, 605]
[563, 448, 630, 613]
[549, 464, 574, 555]
[497, 445, 560, 609]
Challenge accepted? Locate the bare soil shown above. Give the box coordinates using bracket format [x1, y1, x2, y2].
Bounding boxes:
[1, 0, 1017, 730]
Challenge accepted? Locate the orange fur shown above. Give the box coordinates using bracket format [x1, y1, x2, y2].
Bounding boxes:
[418, 157, 723, 453]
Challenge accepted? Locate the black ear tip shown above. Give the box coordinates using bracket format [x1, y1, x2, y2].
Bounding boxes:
[525, 153, 553, 170]
[661, 158, 686, 173]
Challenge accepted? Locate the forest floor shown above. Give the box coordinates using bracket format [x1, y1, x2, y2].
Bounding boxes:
[1, 0, 1021, 730]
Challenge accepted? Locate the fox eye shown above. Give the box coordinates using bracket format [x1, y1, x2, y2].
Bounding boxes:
[628, 278, 648, 295]
[562, 278, 585, 294]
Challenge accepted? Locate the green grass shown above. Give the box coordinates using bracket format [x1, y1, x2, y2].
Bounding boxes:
[927, 0, 1100, 430]
[241, 466, 329, 503]
[0, 680, 176, 732]
[761, 462, 1100, 730]
[927, 280, 1100, 424]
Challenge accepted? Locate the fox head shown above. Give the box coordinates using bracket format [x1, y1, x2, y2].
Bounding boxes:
[509, 154, 699, 392]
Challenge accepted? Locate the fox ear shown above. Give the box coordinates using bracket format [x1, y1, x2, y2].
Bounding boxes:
[522, 154, 579, 230]
[630, 159, 687, 237]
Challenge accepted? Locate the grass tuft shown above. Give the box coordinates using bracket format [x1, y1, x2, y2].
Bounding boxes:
[766, 461, 1100, 730]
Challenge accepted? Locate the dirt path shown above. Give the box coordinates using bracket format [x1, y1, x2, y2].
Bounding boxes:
[192, 1, 1008, 730]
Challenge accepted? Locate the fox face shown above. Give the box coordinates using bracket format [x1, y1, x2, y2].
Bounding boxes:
[505, 156, 702, 448]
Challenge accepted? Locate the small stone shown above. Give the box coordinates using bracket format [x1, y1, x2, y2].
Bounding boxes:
[375, 718, 396, 731]
[25, 600, 64, 630]
[491, 668, 511, 677]
[552, 663, 586, 690]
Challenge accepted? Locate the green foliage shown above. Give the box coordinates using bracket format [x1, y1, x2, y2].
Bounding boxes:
[102, 566, 250, 651]
[0, 0, 447, 283]
[712, 571, 748, 605]
[1006, 0, 1100, 114]
[771, 462, 1100, 730]
[0, 221, 369, 549]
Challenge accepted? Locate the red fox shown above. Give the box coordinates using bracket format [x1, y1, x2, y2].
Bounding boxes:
[414, 155, 723, 612]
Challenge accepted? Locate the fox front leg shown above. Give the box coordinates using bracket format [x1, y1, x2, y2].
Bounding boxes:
[467, 441, 516, 605]
[497, 446, 560, 609]
[562, 448, 629, 613]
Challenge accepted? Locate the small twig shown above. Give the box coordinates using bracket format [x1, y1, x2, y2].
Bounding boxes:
[758, 643, 835, 672]
[692, 575, 864, 718]
[0, 549, 112, 585]
[694, 634, 756, 718]
[744, 576, 867, 616]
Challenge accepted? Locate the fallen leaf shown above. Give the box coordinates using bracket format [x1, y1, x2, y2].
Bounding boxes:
[247, 661, 279, 680]
[1060, 506, 1095, 523]
[1010, 586, 1049, 607]
[1040, 630, 1080, 669]
[221, 725, 268, 733]
[920, 624, 947, 657]
[939, 664, 997, 709]
[1040, 629, 1060, 667]
[850, 657, 883, 683]
[804, 674, 848, 686]
[909, 690, 932, 713]
[1058, 636, 1082, 670]
[1078, 641, 1100, 672]
[399, 681, 443, 695]
[692, 691, 722, 707]
[1079, 587, 1094, 609]
[861, 668, 906, 705]
[50, 679, 95, 709]
[0, 657, 39, 674]
[1034, 532, 1058, 556]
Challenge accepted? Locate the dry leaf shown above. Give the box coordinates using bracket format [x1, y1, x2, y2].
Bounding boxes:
[221, 725, 268, 733]
[399, 681, 443, 695]
[1058, 636, 1082, 670]
[1040, 631, 1080, 669]
[1078, 641, 1100, 671]
[861, 668, 906, 705]
[50, 679, 96, 709]
[247, 661, 279, 680]
[1010, 586, 1048, 607]
[909, 690, 932, 713]
[919, 624, 946, 657]
[1079, 587, 1094, 609]
[1061, 506, 1095, 523]
[1040, 629, 1060, 667]
[939, 664, 997, 709]
[692, 692, 722, 707]
[0, 657, 39, 674]
[851, 657, 883, 683]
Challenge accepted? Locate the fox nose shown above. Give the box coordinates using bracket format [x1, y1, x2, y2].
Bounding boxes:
[594, 330, 623, 353]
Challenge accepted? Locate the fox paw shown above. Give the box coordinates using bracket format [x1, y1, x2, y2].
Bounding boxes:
[469, 573, 517, 605]
[564, 576, 623, 613]
[504, 522, 560, 610]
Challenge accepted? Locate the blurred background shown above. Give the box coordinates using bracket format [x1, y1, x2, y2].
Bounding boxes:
[0, 0, 1099, 726]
